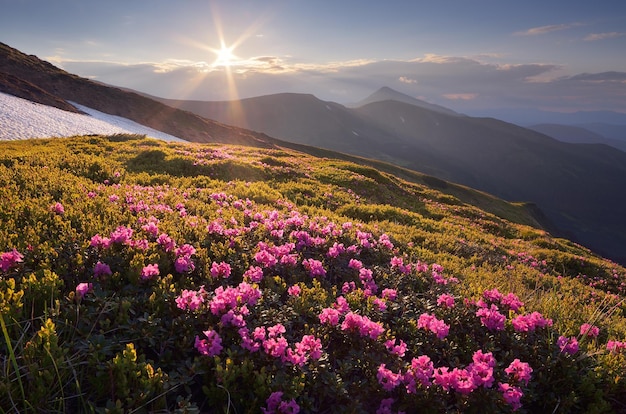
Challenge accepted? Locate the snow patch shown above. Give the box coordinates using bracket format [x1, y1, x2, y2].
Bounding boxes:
[0, 92, 186, 142]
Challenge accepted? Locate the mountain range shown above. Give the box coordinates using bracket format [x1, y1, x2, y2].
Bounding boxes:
[1, 41, 626, 265]
[157, 88, 626, 265]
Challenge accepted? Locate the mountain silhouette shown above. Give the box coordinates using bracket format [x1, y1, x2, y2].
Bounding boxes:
[349, 86, 461, 116]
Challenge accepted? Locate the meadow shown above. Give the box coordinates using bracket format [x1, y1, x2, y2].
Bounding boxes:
[1, 134, 626, 413]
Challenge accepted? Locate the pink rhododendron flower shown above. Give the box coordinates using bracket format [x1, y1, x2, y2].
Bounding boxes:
[90, 234, 111, 249]
[210, 261, 232, 278]
[319, 308, 340, 326]
[405, 355, 434, 392]
[176, 286, 207, 311]
[75, 282, 93, 300]
[381, 288, 397, 301]
[287, 285, 301, 297]
[476, 304, 506, 331]
[342, 281, 357, 294]
[255, 249, 278, 268]
[557, 335, 579, 355]
[261, 391, 299, 414]
[607, 340, 626, 353]
[433, 367, 453, 391]
[285, 334, 322, 367]
[437, 293, 455, 308]
[373, 297, 387, 311]
[140, 263, 159, 280]
[263, 324, 289, 359]
[341, 312, 384, 339]
[472, 350, 496, 368]
[302, 258, 326, 278]
[0, 249, 23, 272]
[417, 313, 450, 339]
[500, 292, 524, 312]
[109, 225, 133, 245]
[175, 243, 196, 258]
[450, 367, 477, 395]
[93, 261, 112, 277]
[348, 258, 363, 270]
[377, 364, 402, 391]
[511, 312, 553, 333]
[194, 329, 222, 357]
[243, 265, 264, 282]
[50, 202, 65, 214]
[580, 323, 600, 338]
[468, 361, 494, 388]
[333, 296, 350, 314]
[385, 338, 407, 357]
[174, 256, 195, 273]
[141, 221, 159, 237]
[157, 233, 176, 252]
[505, 359, 533, 385]
[498, 382, 523, 411]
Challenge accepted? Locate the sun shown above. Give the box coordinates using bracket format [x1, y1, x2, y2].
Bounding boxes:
[213, 44, 236, 67]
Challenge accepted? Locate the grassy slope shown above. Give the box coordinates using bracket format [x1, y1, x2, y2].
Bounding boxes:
[1, 135, 626, 413]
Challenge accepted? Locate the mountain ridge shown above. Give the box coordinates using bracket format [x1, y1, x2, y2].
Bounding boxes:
[349, 86, 461, 116]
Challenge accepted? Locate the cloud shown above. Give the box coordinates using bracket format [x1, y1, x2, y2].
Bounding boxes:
[442, 93, 478, 101]
[514, 23, 584, 36]
[584, 32, 626, 41]
[56, 55, 626, 114]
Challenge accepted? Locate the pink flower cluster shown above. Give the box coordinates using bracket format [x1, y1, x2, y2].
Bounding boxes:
[376, 349, 529, 410]
[607, 340, 626, 353]
[240, 323, 319, 366]
[93, 261, 112, 277]
[243, 265, 264, 282]
[285, 334, 323, 367]
[511, 312, 553, 333]
[580, 323, 600, 338]
[385, 338, 407, 357]
[174, 243, 196, 273]
[141, 263, 159, 280]
[476, 304, 506, 331]
[0, 249, 23, 272]
[341, 312, 385, 340]
[436, 293, 455, 308]
[261, 391, 299, 414]
[175, 286, 208, 311]
[499, 383, 524, 411]
[210, 282, 261, 327]
[210, 261, 232, 278]
[417, 313, 450, 339]
[50, 202, 65, 215]
[75, 282, 93, 300]
[505, 359, 533, 385]
[302, 258, 326, 278]
[194, 329, 223, 357]
[557, 336, 579, 355]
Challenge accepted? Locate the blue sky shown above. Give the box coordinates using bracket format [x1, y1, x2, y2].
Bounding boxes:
[1, 0, 625, 115]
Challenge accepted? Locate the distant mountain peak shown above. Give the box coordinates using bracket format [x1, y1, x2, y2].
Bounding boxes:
[351, 86, 461, 116]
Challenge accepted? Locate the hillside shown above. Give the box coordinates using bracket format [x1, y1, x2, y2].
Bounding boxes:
[156, 91, 626, 265]
[2, 134, 626, 412]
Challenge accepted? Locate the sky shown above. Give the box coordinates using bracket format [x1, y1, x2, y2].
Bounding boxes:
[1, 0, 626, 117]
